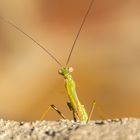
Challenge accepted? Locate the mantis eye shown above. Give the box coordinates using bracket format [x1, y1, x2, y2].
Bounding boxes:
[69, 67, 74, 73]
[58, 69, 63, 74]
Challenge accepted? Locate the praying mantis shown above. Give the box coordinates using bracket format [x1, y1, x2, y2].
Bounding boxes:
[0, 0, 96, 123]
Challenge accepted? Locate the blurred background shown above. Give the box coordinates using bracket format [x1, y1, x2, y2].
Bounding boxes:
[0, 0, 140, 121]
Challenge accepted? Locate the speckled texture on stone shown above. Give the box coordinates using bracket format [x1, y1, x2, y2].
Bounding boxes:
[0, 118, 139, 140]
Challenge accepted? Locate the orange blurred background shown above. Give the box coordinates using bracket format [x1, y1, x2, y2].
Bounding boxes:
[0, 0, 140, 121]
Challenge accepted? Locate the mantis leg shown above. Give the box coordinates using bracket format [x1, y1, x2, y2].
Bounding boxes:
[67, 102, 78, 121]
[40, 104, 66, 121]
[87, 100, 96, 122]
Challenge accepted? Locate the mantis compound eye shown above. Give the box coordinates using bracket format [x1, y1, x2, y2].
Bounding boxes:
[69, 67, 74, 73]
[58, 69, 63, 74]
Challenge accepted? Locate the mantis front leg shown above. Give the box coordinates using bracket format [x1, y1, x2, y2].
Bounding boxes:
[67, 102, 78, 121]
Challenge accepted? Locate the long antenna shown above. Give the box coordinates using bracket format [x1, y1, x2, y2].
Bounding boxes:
[0, 17, 62, 66]
[66, 0, 95, 66]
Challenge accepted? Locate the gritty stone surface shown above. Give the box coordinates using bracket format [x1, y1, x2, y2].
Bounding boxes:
[0, 118, 139, 140]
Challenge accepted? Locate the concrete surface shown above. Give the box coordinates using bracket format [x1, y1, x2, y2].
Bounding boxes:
[0, 118, 139, 140]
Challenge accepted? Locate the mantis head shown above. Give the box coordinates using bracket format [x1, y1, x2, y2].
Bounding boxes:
[58, 67, 74, 78]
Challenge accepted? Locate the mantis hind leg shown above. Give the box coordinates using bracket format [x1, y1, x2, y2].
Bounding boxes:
[87, 100, 96, 122]
[40, 104, 66, 121]
[87, 101, 106, 122]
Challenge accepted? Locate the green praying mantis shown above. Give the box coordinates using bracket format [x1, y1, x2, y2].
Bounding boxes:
[0, 0, 96, 123]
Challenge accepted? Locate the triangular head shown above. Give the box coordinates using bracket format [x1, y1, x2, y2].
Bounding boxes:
[58, 67, 74, 79]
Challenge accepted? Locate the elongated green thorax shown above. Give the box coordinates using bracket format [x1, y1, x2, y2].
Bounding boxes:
[58, 67, 88, 122]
